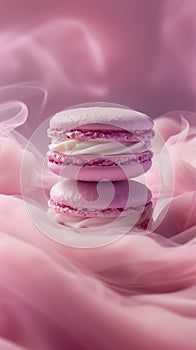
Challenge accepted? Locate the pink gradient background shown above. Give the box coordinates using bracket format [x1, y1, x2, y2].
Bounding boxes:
[0, 1, 196, 349]
[1, 0, 196, 133]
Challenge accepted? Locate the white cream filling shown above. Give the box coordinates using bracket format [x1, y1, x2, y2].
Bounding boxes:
[48, 208, 150, 229]
[49, 139, 151, 156]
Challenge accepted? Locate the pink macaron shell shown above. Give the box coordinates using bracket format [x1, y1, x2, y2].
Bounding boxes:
[49, 179, 152, 212]
[47, 148, 153, 181]
[47, 160, 152, 181]
[49, 201, 150, 218]
[49, 107, 154, 133]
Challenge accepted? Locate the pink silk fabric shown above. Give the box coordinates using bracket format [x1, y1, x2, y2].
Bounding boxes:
[0, 108, 196, 350]
[0, 1, 196, 349]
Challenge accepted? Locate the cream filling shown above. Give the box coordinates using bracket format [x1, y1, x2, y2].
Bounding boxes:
[49, 139, 151, 156]
[48, 208, 149, 229]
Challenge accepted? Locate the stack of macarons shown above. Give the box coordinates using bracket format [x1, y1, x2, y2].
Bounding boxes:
[47, 106, 154, 229]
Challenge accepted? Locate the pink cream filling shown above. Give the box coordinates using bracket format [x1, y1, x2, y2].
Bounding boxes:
[48, 128, 154, 142]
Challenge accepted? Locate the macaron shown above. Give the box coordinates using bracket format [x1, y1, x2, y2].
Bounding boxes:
[47, 106, 154, 181]
[48, 179, 153, 229]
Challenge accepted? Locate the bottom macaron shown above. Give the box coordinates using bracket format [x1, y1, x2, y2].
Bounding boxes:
[48, 179, 153, 229]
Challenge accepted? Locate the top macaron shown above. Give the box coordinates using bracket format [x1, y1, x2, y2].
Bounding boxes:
[47, 106, 154, 181]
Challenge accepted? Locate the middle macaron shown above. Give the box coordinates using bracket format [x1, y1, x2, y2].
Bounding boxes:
[47, 106, 154, 181]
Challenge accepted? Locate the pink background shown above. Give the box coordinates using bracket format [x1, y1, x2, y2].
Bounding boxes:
[1, 0, 196, 133]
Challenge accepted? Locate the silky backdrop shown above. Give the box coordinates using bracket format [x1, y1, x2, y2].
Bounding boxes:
[0, 0, 196, 134]
[0, 1, 196, 350]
